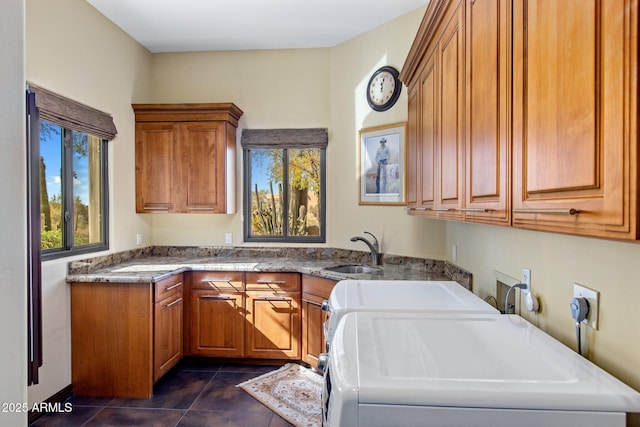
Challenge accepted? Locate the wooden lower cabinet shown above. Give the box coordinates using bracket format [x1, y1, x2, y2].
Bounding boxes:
[185, 271, 245, 357]
[71, 273, 183, 398]
[186, 271, 302, 360]
[188, 290, 245, 357]
[153, 276, 184, 381]
[245, 272, 301, 359]
[245, 291, 301, 359]
[301, 275, 337, 367]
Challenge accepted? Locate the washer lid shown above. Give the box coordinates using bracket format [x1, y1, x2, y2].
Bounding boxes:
[332, 312, 640, 413]
[328, 280, 498, 314]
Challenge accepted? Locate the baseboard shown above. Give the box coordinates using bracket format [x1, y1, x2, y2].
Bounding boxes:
[27, 384, 73, 425]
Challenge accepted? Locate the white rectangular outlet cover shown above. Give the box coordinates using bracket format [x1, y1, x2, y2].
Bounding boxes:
[225, 232, 233, 244]
[573, 283, 599, 330]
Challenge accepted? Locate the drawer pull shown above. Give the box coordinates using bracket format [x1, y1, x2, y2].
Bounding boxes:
[165, 297, 183, 308]
[202, 295, 234, 300]
[188, 207, 213, 211]
[201, 278, 233, 283]
[256, 296, 288, 301]
[460, 208, 493, 213]
[202, 279, 242, 292]
[432, 207, 453, 212]
[256, 280, 287, 285]
[143, 206, 169, 211]
[164, 282, 183, 291]
[513, 208, 580, 215]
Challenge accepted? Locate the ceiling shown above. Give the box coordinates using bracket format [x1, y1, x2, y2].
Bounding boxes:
[86, 0, 429, 53]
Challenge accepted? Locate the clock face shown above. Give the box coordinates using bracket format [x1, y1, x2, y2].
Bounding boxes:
[367, 66, 402, 111]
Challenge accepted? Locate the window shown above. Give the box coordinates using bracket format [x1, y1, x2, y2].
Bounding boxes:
[38, 122, 108, 256]
[27, 85, 116, 260]
[242, 129, 327, 243]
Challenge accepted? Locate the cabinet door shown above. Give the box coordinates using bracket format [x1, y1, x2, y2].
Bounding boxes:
[464, 0, 511, 224]
[419, 52, 438, 211]
[189, 290, 244, 357]
[301, 274, 336, 367]
[178, 122, 228, 213]
[154, 293, 183, 382]
[301, 298, 324, 366]
[436, 0, 465, 220]
[512, 0, 638, 239]
[245, 291, 301, 359]
[406, 83, 421, 211]
[135, 122, 178, 213]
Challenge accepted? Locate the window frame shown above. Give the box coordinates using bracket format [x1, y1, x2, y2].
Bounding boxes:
[243, 146, 326, 243]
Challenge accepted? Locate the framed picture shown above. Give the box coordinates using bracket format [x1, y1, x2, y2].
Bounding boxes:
[358, 122, 406, 205]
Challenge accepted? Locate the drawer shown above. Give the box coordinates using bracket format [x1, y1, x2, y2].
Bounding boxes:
[189, 271, 244, 291]
[301, 274, 337, 299]
[154, 273, 184, 302]
[245, 272, 300, 291]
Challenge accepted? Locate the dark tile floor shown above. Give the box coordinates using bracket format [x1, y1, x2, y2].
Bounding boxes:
[30, 359, 295, 427]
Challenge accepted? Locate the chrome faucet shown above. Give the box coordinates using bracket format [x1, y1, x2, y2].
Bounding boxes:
[350, 231, 380, 266]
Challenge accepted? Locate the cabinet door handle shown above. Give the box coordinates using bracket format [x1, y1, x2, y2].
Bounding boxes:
[165, 282, 183, 291]
[432, 207, 453, 212]
[201, 278, 233, 283]
[201, 295, 234, 300]
[143, 206, 170, 211]
[513, 208, 580, 215]
[165, 297, 183, 308]
[256, 296, 288, 301]
[188, 207, 213, 211]
[255, 280, 287, 284]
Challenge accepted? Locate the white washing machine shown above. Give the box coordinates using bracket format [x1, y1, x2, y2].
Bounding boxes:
[322, 280, 498, 345]
[321, 312, 640, 427]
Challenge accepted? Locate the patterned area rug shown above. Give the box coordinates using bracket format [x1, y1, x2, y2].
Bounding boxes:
[237, 363, 322, 427]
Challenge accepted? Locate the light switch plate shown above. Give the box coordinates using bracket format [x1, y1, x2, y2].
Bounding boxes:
[224, 232, 233, 244]
[573, 283, 599, 330]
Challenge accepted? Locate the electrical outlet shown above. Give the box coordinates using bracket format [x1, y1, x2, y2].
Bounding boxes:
[136, 233, 142, 246]
[521, 268, 531, 293]
[224, 232, 233, 244]
[452, 244, 457, 261]
[573, 283, 599, 330]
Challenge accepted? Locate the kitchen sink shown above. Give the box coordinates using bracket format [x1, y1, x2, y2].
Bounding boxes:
[325, 265, 383, 274]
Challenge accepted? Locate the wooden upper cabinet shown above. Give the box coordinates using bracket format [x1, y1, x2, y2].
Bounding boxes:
[464, 0, 511, 225]
[512, 0, 638, 239]
[404, 0, 639, 240]
[133, 103, 243, 214]
[402, 0, 465, 220]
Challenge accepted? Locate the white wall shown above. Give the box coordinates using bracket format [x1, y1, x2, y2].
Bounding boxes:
[26, 0, 153, 405]
[0, 1, 27, 425]
[328, 6, 445, 258]
[446, 221, 640, 391]
[147, 6, 446, 259]
[148, 48, 333, 246]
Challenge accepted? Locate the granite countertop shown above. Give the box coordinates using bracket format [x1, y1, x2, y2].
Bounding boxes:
[66, 246, 473, 290]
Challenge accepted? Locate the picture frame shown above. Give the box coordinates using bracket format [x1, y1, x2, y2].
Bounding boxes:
[358, 122, 407, 205]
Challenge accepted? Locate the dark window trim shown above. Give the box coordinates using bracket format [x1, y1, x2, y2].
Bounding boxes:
[243, 147, 326, 243]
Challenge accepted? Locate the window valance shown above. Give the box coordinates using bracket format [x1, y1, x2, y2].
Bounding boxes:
[28, 84, 118, 140]
[241, 128, 328, 149]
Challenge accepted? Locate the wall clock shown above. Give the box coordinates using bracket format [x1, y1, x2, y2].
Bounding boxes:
[366, 66, 402, 112]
